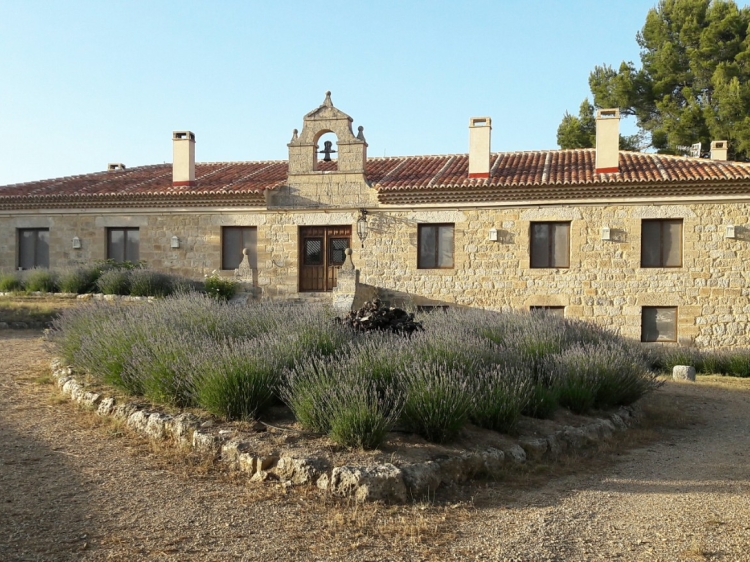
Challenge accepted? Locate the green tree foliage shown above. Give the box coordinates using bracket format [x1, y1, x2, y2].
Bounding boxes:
[558, 0, 750, 159]
[557, 99, 596, 149]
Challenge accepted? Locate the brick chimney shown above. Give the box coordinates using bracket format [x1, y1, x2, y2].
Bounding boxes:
[711, 140, 728, 161]
[468, 117, 492, 178]
[595, 109, 620, 174]
[172, 131, 195, 186]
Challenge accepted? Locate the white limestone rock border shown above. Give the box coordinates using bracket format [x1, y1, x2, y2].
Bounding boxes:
[49, 358, 640, 503]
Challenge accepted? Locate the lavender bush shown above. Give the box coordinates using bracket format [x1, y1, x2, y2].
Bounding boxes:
[399, 360, 474, 443]
[470, 363, 533, 433]
[51, 295, 663, 448]
[96, 269, 130, 295]
[24, 269, 59, 293]
[0, 271, 24, 292]
[194, 336, 280, 420]
[58, 266, 101, 294]
[128, 269, 174, 297]
[283, 352, 404, 449]
[124, 330, 201, 406]
[551, 343, 660, 414]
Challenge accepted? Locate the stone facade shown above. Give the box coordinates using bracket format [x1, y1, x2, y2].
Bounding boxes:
[3, 200, 748, 347]
[2, 93, 750, 349]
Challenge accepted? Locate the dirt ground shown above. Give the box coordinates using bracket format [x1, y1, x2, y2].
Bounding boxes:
[1, 330, 749, 561]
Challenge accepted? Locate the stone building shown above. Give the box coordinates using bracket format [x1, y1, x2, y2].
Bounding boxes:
[2, 92, 750, 348]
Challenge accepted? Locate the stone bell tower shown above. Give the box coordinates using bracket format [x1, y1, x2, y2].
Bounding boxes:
[268, 92, 378, 209]
[287, 91, 368, 175]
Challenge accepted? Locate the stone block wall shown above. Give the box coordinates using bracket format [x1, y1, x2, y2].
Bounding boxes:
[1, 200, 749, 348]
[356, 203, 750, 348]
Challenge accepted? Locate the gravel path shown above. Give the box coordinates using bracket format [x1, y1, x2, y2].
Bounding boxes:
[1, 331, 749, 561]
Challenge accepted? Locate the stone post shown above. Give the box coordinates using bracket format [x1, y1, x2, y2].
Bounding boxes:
[333, 248, 357, 312]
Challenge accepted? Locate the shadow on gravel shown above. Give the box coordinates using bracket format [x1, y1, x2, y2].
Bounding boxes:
[0, 401, 95, 561]
[469, 380, 750, 511]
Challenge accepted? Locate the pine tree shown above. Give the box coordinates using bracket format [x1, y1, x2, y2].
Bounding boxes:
[558, 0, 750, 160]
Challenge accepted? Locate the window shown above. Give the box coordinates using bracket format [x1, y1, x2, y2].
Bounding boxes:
[222, 226, 257, 270]
[530, 306, 565, 318]
[17, 228, 49, 269]
[418, 224, 454, 269]
[107, 227, 139, 263]
[641, 307, 677, 342]
[641, 219, 682, 267]
[530, 222, 570, 268]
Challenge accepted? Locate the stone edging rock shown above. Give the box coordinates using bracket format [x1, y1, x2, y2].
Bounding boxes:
[50, 359, 640, 503]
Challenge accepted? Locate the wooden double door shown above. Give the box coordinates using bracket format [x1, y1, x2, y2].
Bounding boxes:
[299, 225, 351, 292]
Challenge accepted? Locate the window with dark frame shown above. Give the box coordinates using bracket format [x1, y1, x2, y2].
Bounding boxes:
[641, 306, 678, 342]
[418, 224, 454, 269]
[107, 227, 140, 263]
[530, 222, 570, 268]
[530, 306, 565, 318]
[17, 228, 49, 269]
[641, 219, 682, 267]
[329, 238, 349, 266]
[221, 226, 257, 270]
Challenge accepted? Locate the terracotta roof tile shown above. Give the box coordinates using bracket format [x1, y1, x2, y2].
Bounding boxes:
[2, 149, 750, 208]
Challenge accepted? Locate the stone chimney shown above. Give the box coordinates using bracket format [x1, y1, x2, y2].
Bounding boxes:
[595, 109, 620, 174]
[468, 117, 492, 178]
[172, 131, 196, 186]
[711, 140, 728, 161]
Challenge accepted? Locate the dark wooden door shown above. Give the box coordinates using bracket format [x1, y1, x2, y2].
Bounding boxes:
[299, 225, 351, 292]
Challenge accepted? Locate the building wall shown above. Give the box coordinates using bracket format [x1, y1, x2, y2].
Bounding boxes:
[358, 203, 749, 348]
[1, 200, 749, 348]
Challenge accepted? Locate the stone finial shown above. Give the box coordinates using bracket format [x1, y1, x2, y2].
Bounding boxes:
[235, 249, 254, 282]
[291, 128, 298, 142]
[323, 91, 333, 107]
[357, 125, 366, 142]
[341, 247, 355, 271]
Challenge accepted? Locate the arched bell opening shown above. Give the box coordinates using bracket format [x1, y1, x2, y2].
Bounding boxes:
[313, 130, 338, 171]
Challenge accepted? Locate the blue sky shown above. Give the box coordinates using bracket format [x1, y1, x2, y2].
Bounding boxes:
[0, 0, 663, 185]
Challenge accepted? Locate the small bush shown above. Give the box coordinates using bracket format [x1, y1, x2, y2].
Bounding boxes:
[724, 350, 750, 377]
[400, 360, 473, 443]
[0, 271, 24, 292]
[652, 346, 704, 374]
[522, 383, 559, 419]
[49, 301, 112, 364]
[124, 332, 199, 406]
[171, 276, 201, 295]
[282, 353, 403, 448]
[72, 306, 147, 393]
[195, 337, 279, 420]
[282, 358, 340, 434]
[552, 343, 660, 413]
[328, 384, 402, 449]
[58, 267, 100, 294]
[203, 270, 237, 301]
[470, 364, 532, 433]
[96, 269, 130, 295]
[128, 269, 173, 297]
[24, 269, 59, 293]
[699, 350, 729, 375]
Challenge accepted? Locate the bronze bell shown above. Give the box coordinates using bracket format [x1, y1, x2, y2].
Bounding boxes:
[318, 140, 337, 162]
